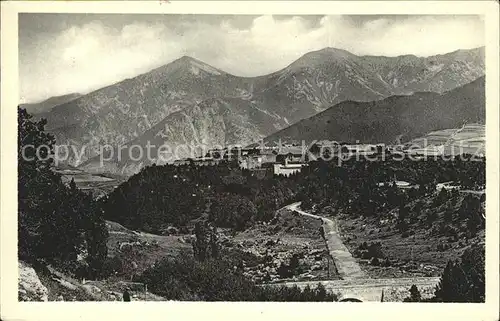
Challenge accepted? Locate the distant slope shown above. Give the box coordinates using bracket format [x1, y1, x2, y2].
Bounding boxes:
[263, 76, 485, 145]
[79, 97, 289, 175]
[20, 93, 81, 114]
[361, 47, 485, 94]
[36, 56, 254, 165]
[55, 167, 123, 198]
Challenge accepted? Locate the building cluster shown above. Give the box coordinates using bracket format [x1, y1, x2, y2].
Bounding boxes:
[171, 141, 387, 176]
[170, 136, 483, 176]
[172, 144, 308, 176]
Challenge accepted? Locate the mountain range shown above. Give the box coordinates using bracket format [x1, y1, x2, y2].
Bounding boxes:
[264, 76, 485, 146]
[26, 46, 485, 175]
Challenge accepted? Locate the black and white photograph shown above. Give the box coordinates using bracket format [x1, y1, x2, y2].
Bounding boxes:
[1, 1, 499, 320]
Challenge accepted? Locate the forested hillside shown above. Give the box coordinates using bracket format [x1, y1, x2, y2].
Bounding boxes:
[264, 76, 485, 145]
[100, 163, 298, 233]
[17, 108, 339, 302]
[100, 152, 485, 239]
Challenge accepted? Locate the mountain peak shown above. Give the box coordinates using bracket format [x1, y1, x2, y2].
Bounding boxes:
[38, 46, 484, 175]
[160, 55, 223, 76]
[167, 55, 200, 67]
[306, 47, 356, 59]
[318, 47, 354, 54]
[285, 47, 356, 71]
[176, 55, 197, 63]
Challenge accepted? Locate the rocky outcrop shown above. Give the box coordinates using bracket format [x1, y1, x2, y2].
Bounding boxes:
[18, 261, 49, 301]
[18, 260, 167, 301]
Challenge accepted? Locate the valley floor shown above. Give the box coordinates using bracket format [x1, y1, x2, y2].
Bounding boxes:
[19, 199, 484, 301]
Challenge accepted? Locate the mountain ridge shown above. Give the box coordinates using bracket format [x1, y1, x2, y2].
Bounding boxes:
[20, 93, 82, 115]
[27, 46, 485, 172]
[263, 76, 485, 146]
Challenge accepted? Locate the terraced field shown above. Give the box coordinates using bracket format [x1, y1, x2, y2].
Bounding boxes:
[56, 167, 124, 198]
[409, 123, 485, 156]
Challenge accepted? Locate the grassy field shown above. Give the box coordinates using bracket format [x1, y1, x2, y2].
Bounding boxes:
[56, 167, 125, 198]
[20, 220, 192, 301]
[105, 220, 192, 278]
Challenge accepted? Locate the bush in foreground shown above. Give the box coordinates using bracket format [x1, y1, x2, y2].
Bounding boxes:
[136, 256, 337, 301]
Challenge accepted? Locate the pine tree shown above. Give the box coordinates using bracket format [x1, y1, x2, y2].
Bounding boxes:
[433, 244, 485, 302]
[85, 207, 109, 278]
[209, 225, 219, 259]
[408, 284, 421, 302]
[193, 221, 220, 262]
[193, 221, 209, 262]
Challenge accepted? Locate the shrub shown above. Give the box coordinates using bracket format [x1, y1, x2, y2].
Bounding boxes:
[356, 241, 385, 260]
[289, 254, 300, 271]
[403, 284, 422, 302]
[369, 257, 380, 266]
[137, 256, 337, 301]
[381, 258, 391, 267]
[277, 262, 293, 278]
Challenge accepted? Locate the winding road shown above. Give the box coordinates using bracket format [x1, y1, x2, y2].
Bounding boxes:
[286, 202, 366, 280]
[275, 202, 441, 301]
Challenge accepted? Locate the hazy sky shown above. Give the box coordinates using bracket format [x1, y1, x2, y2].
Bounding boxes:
[19, 14, 484, 103]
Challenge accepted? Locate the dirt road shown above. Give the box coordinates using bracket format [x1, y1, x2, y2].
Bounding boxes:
[286, 202, 366, 280]
[274, 276, 440, 290]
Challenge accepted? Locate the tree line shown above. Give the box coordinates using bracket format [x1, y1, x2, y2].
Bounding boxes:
[18, 108, 108, 278]
[404, 242, 485, 302]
